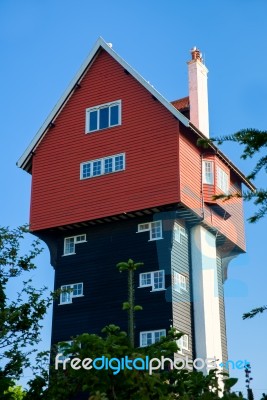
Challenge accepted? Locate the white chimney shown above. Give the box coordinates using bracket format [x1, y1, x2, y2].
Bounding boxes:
[187, 47, 209, 137]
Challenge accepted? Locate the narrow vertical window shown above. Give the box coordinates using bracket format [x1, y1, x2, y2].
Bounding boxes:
[150, 221, 163, 240]
[104, 157, 113, 174]
[82, 162, 91, 179]
[217, 167, 229, 194]
[110, 104, 119, 126]
[89, 110, 98, 131]
[140, 272, 152, 287]
[92, 160, 102, 176]
[173, 223, 187, 243]
[99, 107, 109, 130]
[114, 155, 124, 171]
[64, 238, 75, 255]
[177, 334, 189, 353]
[203, 161, 214, 184]
[153, 271, 164, 290]
[173, 272, 187, 293]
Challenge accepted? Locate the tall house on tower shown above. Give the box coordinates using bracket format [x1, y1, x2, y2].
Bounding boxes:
[17, 39, 254, 366]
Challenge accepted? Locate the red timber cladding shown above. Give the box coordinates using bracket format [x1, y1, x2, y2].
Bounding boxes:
[179, 126, 245, 251]
[30, 50, 181, 231]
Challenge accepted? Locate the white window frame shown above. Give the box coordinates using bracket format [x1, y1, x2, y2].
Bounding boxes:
[203, 160, 214, 185]
[137, 220, 163, 241]
[63, 234, 86, 256]
[85, 100, 121, 133]
[173, 223, 187, 244]
[80, 153, 125, 180]
[173, 272, 187, 293]
[140, 329, 166, 347]
[60, 283, 84, 304]
[177, 334, 189, 354]
[217, 166, 229, 194]
[139, 270, 165, 291]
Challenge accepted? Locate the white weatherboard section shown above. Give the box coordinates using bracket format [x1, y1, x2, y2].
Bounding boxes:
[190, 225, 223, 371]
[188, 59, 209, 137]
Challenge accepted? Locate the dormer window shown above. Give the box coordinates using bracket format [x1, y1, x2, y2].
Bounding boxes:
[86, 100, 121, 133]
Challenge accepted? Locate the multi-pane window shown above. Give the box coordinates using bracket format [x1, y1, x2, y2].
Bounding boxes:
[137, 220, 163, 241]
[153, 271, 164, 290]
[60, 283, 83, 304]
[63, 234, 86, 255]
[86, 100, 121, 133]
[177, 334, 189, 353]
[151, 221, 162, 240]
[173, 272, 187, 293]
[173, 223, 187, 244]
[139, 270, 165, 291]
[140, 272, 152, 287]
[104, 157, 113, 173]
[217, 167, 229, 194]
[203, 161, 214, 184]
[140, 329, 166, 347]
[115, 155, 124, 171]
[81, 153, 125, 180]
[92, 160, 101, 176]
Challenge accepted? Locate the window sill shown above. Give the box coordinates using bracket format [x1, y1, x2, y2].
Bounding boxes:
[137, 287, 166, 292]
[137, 286, 151, 289]
[148, 237, 163, 242]
[80, 169, 125, 181]
[59, 295, 84, 305]
[86, 123, 121, 134]
[62, 253, 76, 257]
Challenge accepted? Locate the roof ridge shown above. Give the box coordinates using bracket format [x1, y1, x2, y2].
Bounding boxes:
[17, 37, 189, 171]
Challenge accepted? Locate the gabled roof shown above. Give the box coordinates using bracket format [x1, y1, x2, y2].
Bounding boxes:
[17, 37, 255, 192]
[17, 37, 189, 172]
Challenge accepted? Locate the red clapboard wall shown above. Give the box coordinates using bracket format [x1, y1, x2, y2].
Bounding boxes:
[30, 49, 181, 231]
[178, 127, 245, 251]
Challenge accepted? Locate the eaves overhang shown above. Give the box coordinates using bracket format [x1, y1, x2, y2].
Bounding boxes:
[16, 37, 256, 194]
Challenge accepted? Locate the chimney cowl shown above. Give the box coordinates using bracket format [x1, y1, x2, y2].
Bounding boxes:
[191, 47, 203, 63]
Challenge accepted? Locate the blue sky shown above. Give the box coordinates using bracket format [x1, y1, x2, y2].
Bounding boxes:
[1, 0, 267, 396]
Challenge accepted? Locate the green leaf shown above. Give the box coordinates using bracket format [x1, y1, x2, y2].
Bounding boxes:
[122, 302, 130, 310]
